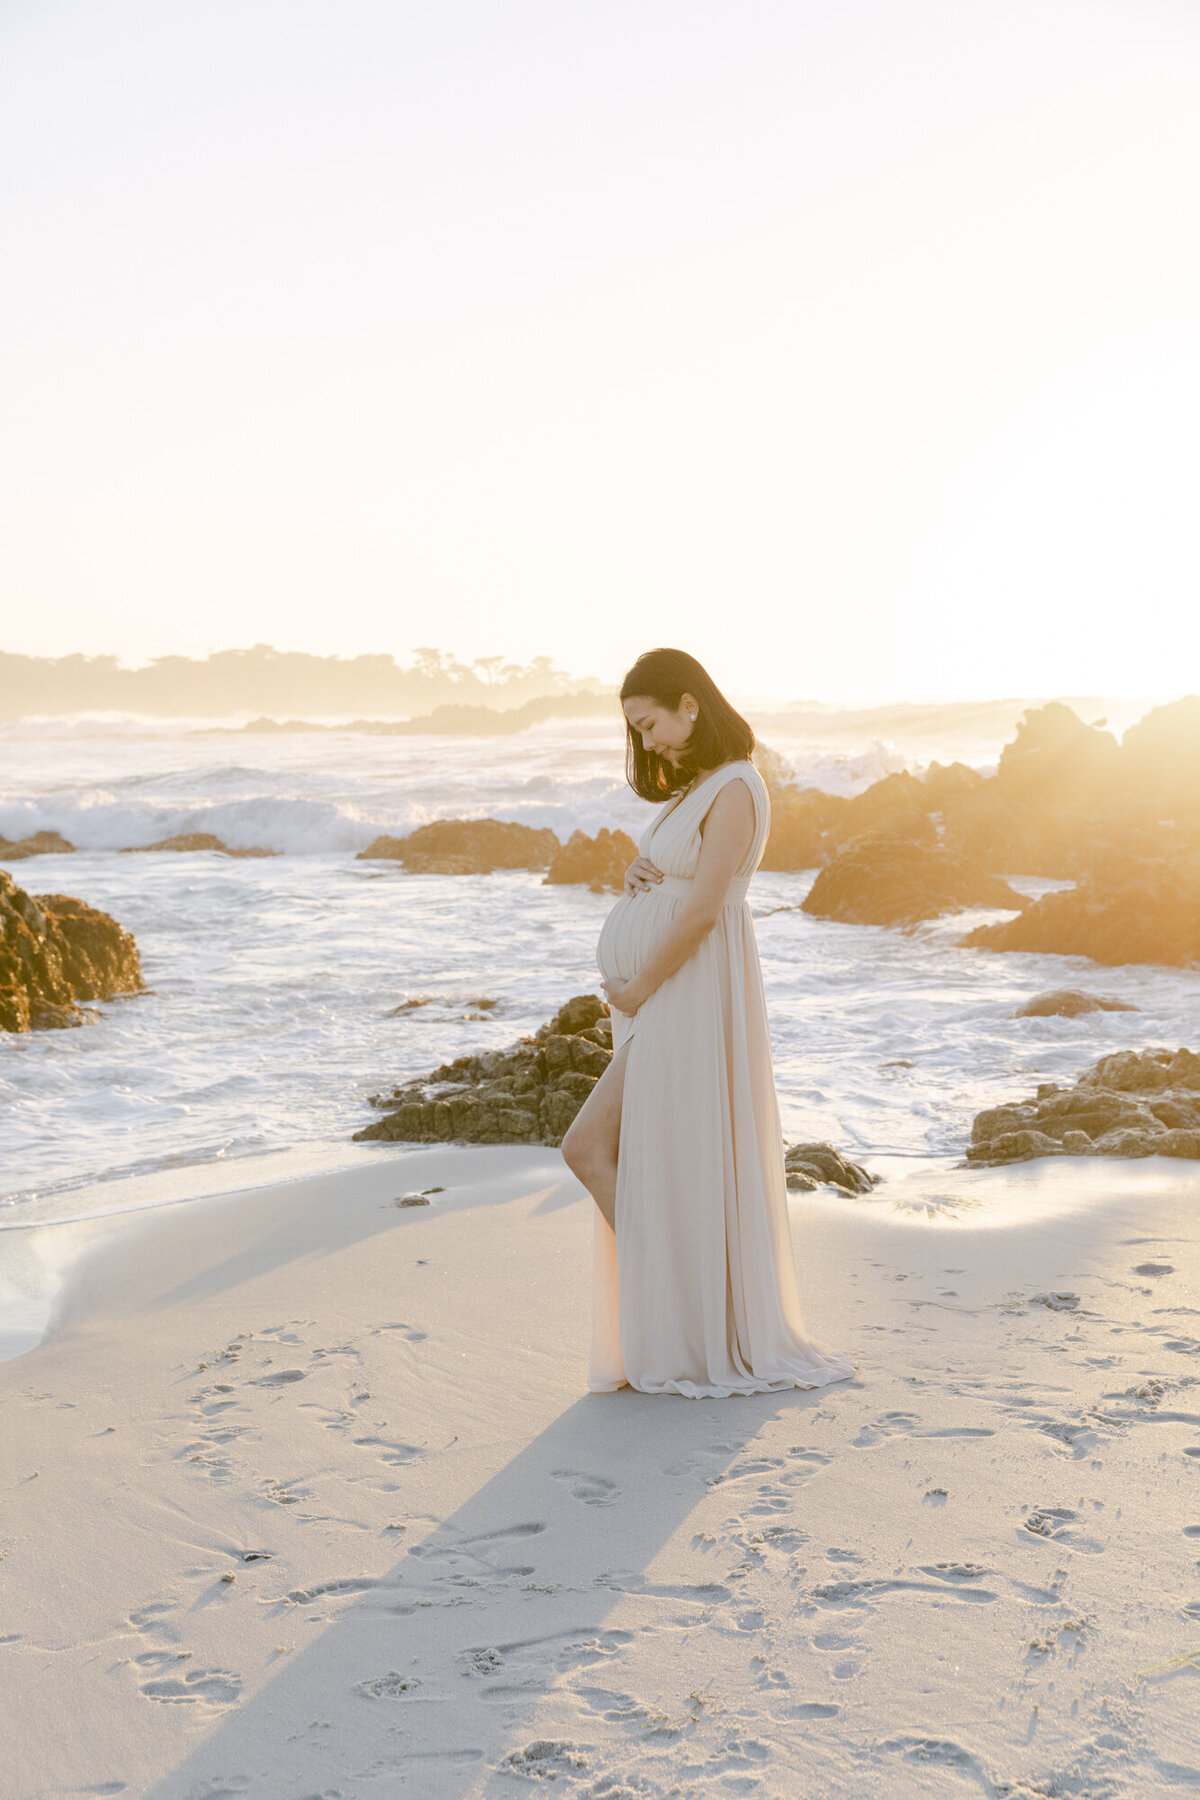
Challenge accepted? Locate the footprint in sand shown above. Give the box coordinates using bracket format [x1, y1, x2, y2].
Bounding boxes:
[706, 1736, 772, 1773]
[551, 1469, 621, 1506]
[854, 1413, 994, 1447]
[502, 1743, 589, 1780]
[252, 1369, 308, 1386]
[466, 1628, 634, 1689]
[408, 1521, 548, 1585]
[1029, 1292, 1081, 1312]
[739, 1524, 808, 1554]
[710, 1448, 831, 1521]
[880, 1737, 987, 1780]
[1026, 1617, 1090, 1660]
[286, 1578, 380, 1605]
[812, 1573, 996, 1607]
[256, 1477, 314, 1507]
[128, 1602, 178, 1641]
[355, 1671, 421, 1698]
[575, 1685, 653, 1725]
[813, 1629, 866, 1680]
[129, 1599, 242, 1708]
[1021, 1507, 1104, 1552]
[140, 1668, 242, 1707]
[257, 1322, 313, 1343]
[1034, 1419, 1099, 1458]
[1023, 1505, 1078, 1537]
[351, 1435, 424, 1466]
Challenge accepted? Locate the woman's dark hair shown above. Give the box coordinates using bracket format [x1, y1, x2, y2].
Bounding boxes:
[619, 647, 755, 801]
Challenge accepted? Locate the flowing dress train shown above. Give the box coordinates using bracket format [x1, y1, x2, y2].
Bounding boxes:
[590, 760, 856, 1398]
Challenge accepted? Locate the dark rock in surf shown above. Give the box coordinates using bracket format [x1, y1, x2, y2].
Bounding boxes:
[964, 1047, 1200, 1166]
[358, 818, 561, 874]
[355, 993, 612, 1147]
[121, 833, 278, 857]
[963, 853, 1200, 969]
[0, 869, 144, 1032]
[1014, 989, 1139, 1018]
[801, 834, 1029, 927]
[784, 1142, 878, 1196]
[828, 773, 937, 853]
[760, 788, 849, 871]
[0, 831, 76, 859]
[544, 827, 638, 893]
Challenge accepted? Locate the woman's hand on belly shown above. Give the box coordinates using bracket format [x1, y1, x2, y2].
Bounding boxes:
[601, 977, 643, 1016]
[624, 856, 664, 896]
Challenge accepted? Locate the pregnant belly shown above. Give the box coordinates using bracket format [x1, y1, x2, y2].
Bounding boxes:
[596, 882, 690, 986]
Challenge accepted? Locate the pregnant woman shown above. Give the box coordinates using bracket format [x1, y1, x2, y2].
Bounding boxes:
[563, 646, 856, 1399]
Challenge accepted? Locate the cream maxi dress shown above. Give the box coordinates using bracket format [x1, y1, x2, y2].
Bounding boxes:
[591, 759, 856, 1399]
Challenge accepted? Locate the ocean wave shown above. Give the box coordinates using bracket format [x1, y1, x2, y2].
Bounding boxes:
[0, 738, 922, 855]
[0, 793, 376, 855]
[0, 788, 648, 855]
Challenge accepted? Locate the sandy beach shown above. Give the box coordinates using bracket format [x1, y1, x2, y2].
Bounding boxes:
[2, 1149, 1199, 1799]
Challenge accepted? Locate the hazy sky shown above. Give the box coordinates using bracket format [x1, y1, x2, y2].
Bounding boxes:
[2, 0, 1198, 702]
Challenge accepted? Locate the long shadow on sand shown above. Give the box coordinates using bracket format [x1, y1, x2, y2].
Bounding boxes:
[143, 1379, 828, 1799]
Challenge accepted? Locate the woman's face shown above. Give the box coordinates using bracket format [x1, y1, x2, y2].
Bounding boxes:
[622, 693, 697, 765]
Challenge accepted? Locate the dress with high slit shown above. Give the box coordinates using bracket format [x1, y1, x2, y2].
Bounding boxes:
[590, 759, 856, 1398]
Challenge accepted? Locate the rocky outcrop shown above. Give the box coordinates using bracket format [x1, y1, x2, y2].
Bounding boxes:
[758, 698, 1200, 894]
[544, 827, 638, 893]
[801, 834, 1028, 927]
[1, 869, 143, 1031]
[758, 774, 938, 874]
[1014, 989, 1138, 1018]
[963, 854, 1200, 969]
[122, 834, 277, 857]
[965, 1048, 1200, 1165]
[354, 993, 611, 1145]
[354, 996, 882, 1181]
[834, 773, 938, 848]
[0, 831, 75, 859]
[357, 819, 561, 874]
[784, 1142, 878, 1195]
[941, 698, 1200, 879]
[994, 701, 1121, 807]
[759, 787, 848, 871]
[1119, 694, 1200, 818]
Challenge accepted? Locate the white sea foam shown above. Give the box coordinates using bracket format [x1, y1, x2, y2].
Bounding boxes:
[0, 716, 921, 854]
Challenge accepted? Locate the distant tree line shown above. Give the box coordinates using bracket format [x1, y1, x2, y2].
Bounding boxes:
[0, 644, 612, 720]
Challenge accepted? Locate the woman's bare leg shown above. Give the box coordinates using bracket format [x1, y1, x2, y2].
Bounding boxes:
[560, 1036, 632, 1230]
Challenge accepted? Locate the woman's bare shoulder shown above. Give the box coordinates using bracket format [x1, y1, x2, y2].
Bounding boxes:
[716, 761, 766, 800]
[698, 769, 758, 834]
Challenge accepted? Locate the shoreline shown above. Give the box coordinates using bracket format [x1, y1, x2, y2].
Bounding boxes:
[1, 1139, 1187, 1367]
[3, 1148, 1200, 1796]
[0, 1139, 406, 1365]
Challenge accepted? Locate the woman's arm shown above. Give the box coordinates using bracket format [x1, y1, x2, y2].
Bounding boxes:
[621, 780, 756, 1011]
